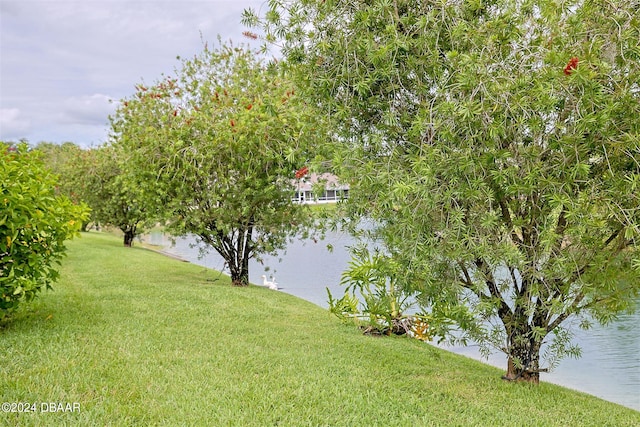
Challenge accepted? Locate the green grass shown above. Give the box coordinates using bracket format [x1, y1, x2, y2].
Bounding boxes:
[1, 232, 638, 426]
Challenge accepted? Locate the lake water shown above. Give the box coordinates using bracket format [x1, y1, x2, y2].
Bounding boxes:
[143, 230, 640, 411]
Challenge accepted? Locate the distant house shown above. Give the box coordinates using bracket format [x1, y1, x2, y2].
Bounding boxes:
[293, 173, 349, 204]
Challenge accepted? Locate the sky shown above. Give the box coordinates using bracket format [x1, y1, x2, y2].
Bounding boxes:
[0, 0, 265, 147]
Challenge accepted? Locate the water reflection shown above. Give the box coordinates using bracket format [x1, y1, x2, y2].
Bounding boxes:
[143, 230, 640, 411]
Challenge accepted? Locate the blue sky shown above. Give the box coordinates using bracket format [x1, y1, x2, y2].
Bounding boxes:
[0, 0, 264, 147]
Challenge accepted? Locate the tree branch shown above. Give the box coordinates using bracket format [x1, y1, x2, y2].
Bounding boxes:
[474, 257, 513, 318]
[547, 292, 585, 332]
[457, 261, 474, 288]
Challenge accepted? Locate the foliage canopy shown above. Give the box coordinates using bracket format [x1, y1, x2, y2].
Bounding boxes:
[110, 42, 326, 285]
[246, 0, 640, 381]
[1, 142, 88, 321]
[84, 145, 153, 247]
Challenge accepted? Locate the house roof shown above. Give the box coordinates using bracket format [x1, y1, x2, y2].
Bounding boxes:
[294, 172, 349, 191]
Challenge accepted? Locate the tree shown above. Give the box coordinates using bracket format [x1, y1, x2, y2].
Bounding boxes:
[35, 141, 93, 230]
[34, 141, 83, 186]
[34, 142, 142, 243]
[35, 142, 150, 245]
[246, 0, 640, 382]
[82, 145, 154, 247]
[110, 41, 325, 285]
[0, 142, 89, 321]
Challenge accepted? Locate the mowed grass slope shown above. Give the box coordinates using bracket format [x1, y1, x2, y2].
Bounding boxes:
[1, 232, 638, 426]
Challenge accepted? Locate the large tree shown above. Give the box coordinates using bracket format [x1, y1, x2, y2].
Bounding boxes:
[246, 0, 640, 382]
[110, 42, 324, 285]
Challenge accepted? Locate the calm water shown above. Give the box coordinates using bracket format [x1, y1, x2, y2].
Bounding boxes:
[143, 230, 640, 411]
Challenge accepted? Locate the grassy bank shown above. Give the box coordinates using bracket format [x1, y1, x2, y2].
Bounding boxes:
[1, 232, 638, 426]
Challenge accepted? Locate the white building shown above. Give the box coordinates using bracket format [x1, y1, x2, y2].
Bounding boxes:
[293, 173, 349, 204]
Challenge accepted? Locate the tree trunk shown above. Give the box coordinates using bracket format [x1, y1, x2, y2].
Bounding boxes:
[227, 245, 250, 286]
[123, 228, 136, 247]
[229, 261, 249, 287]
[503, 335, 542, 384]
[229, 224, 252, 286]
[204, 225, 253, 286]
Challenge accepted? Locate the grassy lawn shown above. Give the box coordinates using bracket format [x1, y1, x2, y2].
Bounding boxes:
[1, 232, 638, 426]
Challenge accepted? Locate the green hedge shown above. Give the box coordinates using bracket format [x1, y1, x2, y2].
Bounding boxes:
[0, 142, 89, 321]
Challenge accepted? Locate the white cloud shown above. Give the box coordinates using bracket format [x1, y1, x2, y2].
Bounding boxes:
[0, 108, 31, 141]
[60, 94, 116, 126]
[0, 0, 265, 146]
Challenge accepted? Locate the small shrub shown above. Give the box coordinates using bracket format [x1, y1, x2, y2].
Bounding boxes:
[330, 245, 431, 339]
